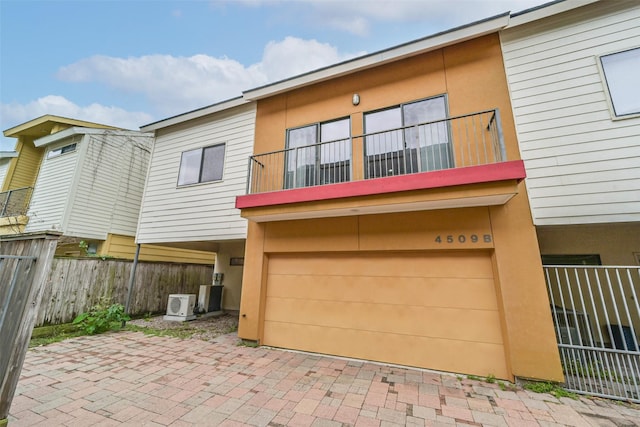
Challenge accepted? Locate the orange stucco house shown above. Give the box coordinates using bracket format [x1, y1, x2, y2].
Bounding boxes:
[235, 15, 563, 382]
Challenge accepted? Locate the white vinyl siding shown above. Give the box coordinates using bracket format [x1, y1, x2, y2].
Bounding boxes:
[501, 1, 640, 225]
[64, 132, 152, 239]
[136, 102, 256, 244]
[0, 158, 12, 186]
[24, 136, 81, 233]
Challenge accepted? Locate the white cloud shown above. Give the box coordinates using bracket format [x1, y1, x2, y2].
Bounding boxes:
[56, 37, 363, 116]
[258, 36, 363, 81]
[225, 0, 547, 35]
[1, 36, 362, 151]
[0, 96, 153, 150]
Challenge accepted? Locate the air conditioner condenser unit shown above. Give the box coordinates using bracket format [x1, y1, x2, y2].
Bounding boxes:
[163, 294, 196, 321]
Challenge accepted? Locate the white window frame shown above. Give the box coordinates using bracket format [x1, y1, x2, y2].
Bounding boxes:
[177, 143, 226, 187]
[598, 47, 640, 120]
[47, 143, 77, 159]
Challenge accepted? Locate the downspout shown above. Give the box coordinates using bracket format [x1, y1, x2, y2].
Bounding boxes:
[123, 243, 141, 327]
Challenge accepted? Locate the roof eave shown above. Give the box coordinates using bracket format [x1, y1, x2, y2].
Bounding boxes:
[0, 151, 19, 159]
[242, 13, 510, 101]
[506, 0, 600, 28]
[33, 127, 148, 147]
[3, 114, 120, 137]
[140, 96, 249, 132]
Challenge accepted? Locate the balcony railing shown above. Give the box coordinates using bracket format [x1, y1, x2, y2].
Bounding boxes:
[247, 109, 506, 194]
[0, 187, 33, 217]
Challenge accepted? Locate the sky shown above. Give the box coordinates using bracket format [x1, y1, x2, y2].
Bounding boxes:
[0, 0, 549, 150]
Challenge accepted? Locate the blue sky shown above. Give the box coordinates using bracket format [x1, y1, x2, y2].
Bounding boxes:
[1, 0, 547, 150]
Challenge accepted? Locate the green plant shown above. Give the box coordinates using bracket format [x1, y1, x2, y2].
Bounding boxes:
[237, 339, 259, 347]
[524, 381, 578, 399]
[563, 359, 629, 384]
[486, 374, 496, 384]
[30, 323, 85, 347]
[73, 301, 130, 335]
[467, 374, 482, 381]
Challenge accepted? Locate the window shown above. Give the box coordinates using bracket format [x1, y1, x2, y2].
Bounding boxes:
[364, 96, 451, 179]
[541, 254, 602, 266]
[177, 144, 225, 186]
[600, 47, 640, 118]
[285, 118, 351, 188]
[47, 143, 77, 159]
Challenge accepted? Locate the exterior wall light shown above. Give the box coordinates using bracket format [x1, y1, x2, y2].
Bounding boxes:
[352, 94, 360, 106]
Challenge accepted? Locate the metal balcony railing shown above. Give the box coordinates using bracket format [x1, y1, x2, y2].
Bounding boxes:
[0, 187, 33, 217]
[247, 109, 506, 194]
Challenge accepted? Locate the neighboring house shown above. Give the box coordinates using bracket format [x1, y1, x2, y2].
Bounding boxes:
[0, 151, 18, 186]
[136, 98, 256, 310]
[501, 0, 640, 265]
[1, 115, 215, 264]
[234, 14, 563, 382]
[2, 116, 119, 235]
[500, 0, 640, 400]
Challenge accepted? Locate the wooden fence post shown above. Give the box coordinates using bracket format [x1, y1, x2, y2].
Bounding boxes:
[0, 232, 61, 424]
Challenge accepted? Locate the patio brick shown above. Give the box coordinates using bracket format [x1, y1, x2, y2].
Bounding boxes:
[8, 331, 640, 427]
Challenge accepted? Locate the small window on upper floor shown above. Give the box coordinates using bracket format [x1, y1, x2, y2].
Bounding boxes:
[599, 47, 640, 118]
[47, 143, 77, 159]
[177, 143, 225, 186]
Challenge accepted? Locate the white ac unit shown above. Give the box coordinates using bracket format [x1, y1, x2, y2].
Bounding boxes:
[164, 294, 196, 321]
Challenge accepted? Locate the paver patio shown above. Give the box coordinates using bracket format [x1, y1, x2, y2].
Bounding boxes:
[7, 331, 640, 426]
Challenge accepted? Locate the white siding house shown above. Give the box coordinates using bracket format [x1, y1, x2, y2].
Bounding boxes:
[0, 152, 18, 185]
[137, 98, 256, 310]
[501, 0, 640, 264]
[24, 128, 153, 240]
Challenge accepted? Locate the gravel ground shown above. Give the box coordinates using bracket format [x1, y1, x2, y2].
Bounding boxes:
[127, 312, 239, 342]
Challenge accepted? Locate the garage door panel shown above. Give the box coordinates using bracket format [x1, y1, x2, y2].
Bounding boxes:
[263, 322, 509, 379]
[265, 298, 503, 343]
[268, 252, 494, 278]
[267, 275, 498, 310]
[263, 251, 509, 378]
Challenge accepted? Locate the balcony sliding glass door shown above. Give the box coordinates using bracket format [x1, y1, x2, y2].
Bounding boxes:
[364, 96, 452, 179]
[285, 118, 351, 189]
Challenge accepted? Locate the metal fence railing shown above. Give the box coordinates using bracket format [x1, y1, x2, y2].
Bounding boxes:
[544, 265, 640, 402]
[0, 187, 33, 217]
[247, 109, 505, 194]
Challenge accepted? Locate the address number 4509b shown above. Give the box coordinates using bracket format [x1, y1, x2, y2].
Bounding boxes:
[435, 234, 492, 244]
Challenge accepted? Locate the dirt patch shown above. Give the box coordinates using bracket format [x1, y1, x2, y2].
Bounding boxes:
[127, 312, 239, 341]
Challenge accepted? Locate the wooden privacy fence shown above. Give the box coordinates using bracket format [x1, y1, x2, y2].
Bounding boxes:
[0, 232, 60, 422]
[35, 257, 213, 326]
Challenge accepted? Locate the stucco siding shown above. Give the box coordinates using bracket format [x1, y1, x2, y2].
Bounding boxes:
[65, 131, 152, 239]
[23, 136, 81, 233]
[501, 1, 640, 225]
[136, 102, 255, 244]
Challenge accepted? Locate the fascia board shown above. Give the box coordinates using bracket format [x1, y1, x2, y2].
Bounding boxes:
[34, 127, 150, 147]
[507, 0, 600, 28]
[140, 97, 248, 132]
[0, 151, 19, 158]
[3, 114, 120, 137]
[243, 14, 510, 101]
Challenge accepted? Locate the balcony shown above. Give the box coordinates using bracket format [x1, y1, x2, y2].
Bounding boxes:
[0, 187, 32, 217]
[0, 187, 32, 235]
[237, 109, 526, 221]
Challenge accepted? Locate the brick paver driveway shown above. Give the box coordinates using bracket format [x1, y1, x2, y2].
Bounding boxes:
[8, 331, 640, 426]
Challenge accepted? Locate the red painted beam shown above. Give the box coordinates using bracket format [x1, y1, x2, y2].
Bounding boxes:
[236, 160, 526, 209]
